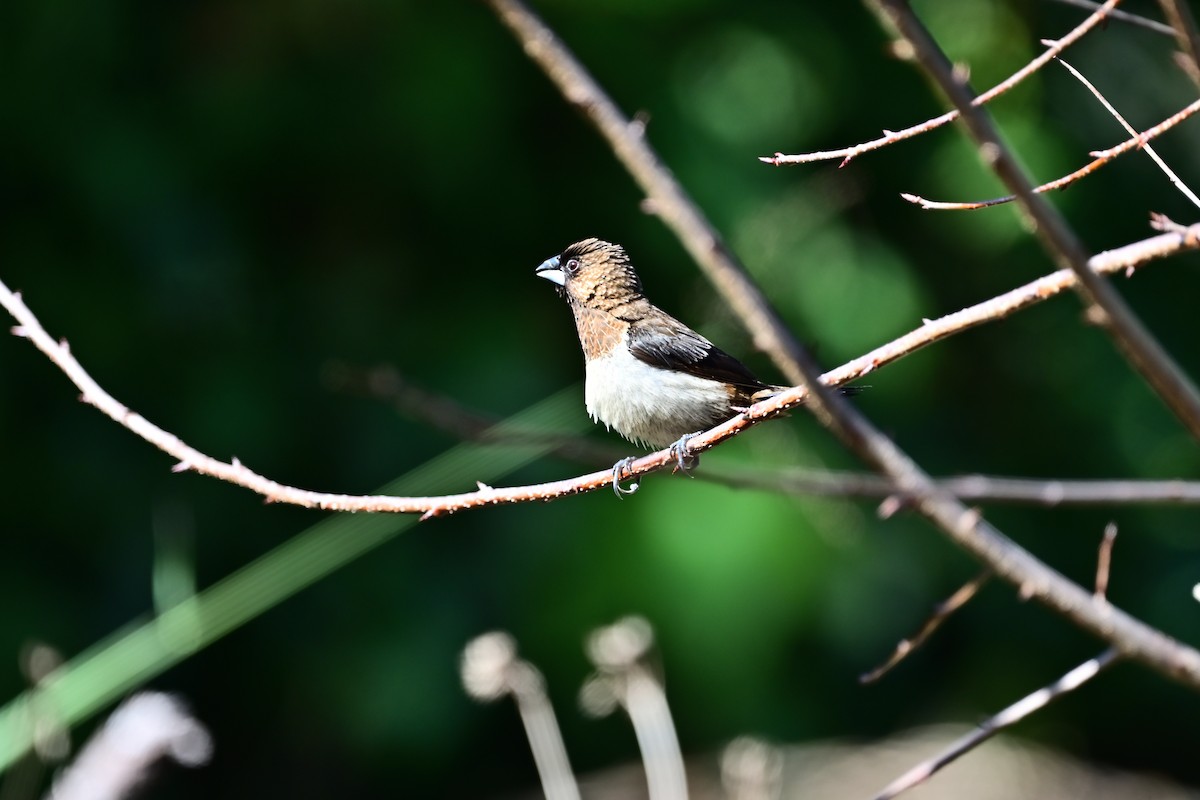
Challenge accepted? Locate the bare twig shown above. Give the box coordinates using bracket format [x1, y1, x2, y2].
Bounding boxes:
[760, 0, 1122, 166]
[726, 468, 1200, 506]
[900, 95, 1200, 210]
[340, 364, 1200, 508]
[1058, 55, 1199, 209]
[868, 0, 1200, 444]
[874, 526, 1126, 798]
[907, 53, 1200, 212]
[1049, 0, 1176, 36]
[484, 0, 814, 386]
[1095, 522, 1119, 601]
[1157, 0, 1200, 86]
[873, 648, 1121, 800]
[860, 570, 993, 684]
[818, 218, 1200, 390]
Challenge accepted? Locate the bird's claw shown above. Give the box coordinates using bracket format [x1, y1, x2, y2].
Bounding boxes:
[612, 456, 640, 498]
[668, 433, 700, 476]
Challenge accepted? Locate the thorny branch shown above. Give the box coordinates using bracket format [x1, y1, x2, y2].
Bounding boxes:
[759, 0, 1122, 166]
[339, 364, 1200, 508]
[5, 222, 1197, 517]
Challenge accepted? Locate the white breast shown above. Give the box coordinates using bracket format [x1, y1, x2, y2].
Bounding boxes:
[584, 332, 732, 448]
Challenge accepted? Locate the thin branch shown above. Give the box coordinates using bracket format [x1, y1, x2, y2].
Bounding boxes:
[818, 218, 1200, 389]
[1060, 55, 1199, 208]
[727, 468, 1200, 506]
[760, 0, 1122, 166]
[873, 648, 1121, 800]
[874, 523, 1125, 798]
[342, 365, 1200, 508]
[1157, 0, 1200, 86]
[2, 218, 1192, 513]
[4, 222, 1199, 516]
[484, 0, 814, 386]
[868, 0, 1200, 445]
[1049, 0, 1176, 36]
[860, 570, 993, 684]
[900, 94, 1200, 209]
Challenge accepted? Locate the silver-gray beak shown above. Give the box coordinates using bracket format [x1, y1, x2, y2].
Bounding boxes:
[535, 254, 565, 286]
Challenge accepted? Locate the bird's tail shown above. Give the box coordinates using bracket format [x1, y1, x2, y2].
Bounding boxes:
[751, 384, 868, 402]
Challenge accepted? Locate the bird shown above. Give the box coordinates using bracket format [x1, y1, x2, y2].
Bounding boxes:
[536, 237, 789, 496]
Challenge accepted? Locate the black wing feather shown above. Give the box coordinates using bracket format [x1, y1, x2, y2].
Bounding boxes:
[626, 315, 767, 394]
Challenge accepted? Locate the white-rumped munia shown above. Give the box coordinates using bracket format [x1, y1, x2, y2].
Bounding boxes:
[536, 237, 788, 495]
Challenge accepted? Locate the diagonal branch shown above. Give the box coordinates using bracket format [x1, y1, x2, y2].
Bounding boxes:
[873, 649, 1121, 800]
[866, 0, 1200, 445]
[1051, 0, 1176, 36]
[1055, 55, 1200, 209]
[483, 0, 814, 386]
[760, 0, 1122, 166]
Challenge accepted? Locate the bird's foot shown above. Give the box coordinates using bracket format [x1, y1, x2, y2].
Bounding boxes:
[668, 432, 700, 476]
[611, 456, 640, 498]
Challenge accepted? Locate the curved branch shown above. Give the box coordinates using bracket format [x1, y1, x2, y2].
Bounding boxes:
[4, 222, 1198, 516]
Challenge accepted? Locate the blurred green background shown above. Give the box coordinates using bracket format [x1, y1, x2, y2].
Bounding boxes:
[2, 0, 1200, 796]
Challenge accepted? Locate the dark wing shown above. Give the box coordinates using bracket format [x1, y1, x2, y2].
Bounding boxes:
[626, 312, 767, 395]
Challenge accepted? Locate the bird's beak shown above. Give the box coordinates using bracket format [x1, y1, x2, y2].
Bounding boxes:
[535, 255, 565, 286]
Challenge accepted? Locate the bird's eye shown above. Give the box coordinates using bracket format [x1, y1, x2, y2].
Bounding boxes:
[565, 258, 581, 274]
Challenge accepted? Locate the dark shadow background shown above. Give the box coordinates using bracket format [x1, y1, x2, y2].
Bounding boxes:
[2, 0, 1200, 796]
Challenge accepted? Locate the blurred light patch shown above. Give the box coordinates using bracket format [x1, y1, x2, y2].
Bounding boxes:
[736, 192, 927, 359]
[673, 27, 824, 149]
[912, 0, 1032, 86]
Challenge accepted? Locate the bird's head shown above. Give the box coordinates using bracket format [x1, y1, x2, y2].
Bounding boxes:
[535, 238, 643, 309]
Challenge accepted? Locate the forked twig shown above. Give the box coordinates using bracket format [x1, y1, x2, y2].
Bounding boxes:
[1057, 55, 1200, 209]
[901, 95, 1200, 210]
[760, 0, 1122, 166]
[873, 526, 1126, 799]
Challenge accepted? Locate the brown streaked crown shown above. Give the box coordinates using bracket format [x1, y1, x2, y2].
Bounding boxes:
[557, 239, 646, 313]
